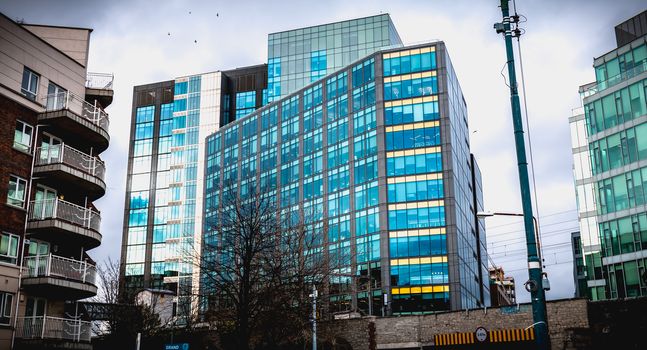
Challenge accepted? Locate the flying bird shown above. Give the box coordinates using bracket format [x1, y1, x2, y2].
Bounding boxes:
[194, 40, 198, 43]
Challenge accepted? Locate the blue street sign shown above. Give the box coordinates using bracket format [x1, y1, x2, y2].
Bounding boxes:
[164, 343, 189, 350]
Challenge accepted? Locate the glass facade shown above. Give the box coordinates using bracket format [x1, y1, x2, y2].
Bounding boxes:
[574, 33, 647, 300]
[267, 14, 402, 102]
[203, 43, 489, 315]
[123, 73, 222, 319]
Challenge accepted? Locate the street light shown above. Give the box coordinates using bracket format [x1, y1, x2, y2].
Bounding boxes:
[476, 211, 543, 265]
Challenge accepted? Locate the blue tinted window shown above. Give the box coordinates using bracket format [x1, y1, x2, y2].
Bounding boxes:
[136, 106, 154, 123]
[384, 76, 438, 101]
[386, 126, 440, 150]
[175, 81, 188, 95]
[385, 101, 439, 125]
[386, 152, 442, 176]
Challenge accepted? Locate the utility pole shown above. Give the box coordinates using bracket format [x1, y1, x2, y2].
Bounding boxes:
[494, 1, 550, 349]
[310, 285, 317, 350]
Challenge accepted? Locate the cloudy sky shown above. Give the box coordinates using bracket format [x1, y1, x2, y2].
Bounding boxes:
[2, 0, 644, 303]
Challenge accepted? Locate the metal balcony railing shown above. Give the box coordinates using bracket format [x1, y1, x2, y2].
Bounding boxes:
[28, 199, 101, 232]
[15, 316, 92, 342]
[42, 91, 109, 133]
[23, 254, 97, 285]
[86, 72, 114, 90]
[35, 144, 105, 180]
[584, 59, 647, 95]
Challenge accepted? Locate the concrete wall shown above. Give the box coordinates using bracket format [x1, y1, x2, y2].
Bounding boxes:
[321, 298, 590, 350]
[22, 25, 91, 67]
[0, 15, 87, 113]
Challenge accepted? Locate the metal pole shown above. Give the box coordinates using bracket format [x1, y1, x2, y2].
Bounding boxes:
[311, 284, 317, 350]
[495, 1, 549, 349]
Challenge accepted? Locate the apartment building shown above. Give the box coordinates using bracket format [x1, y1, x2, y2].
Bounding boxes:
[0, 13, 112, 349]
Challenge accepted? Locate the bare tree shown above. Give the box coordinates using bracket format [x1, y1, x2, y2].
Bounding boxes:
[91, 258, 162, 347]
[191, 183, 347, 349]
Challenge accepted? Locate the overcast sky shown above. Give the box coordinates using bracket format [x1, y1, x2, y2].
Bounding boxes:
[2, 0, 645, 303]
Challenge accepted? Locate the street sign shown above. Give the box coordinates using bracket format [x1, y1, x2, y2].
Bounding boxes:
[165, 344, 189, 350]
[475, 327, 488, 342]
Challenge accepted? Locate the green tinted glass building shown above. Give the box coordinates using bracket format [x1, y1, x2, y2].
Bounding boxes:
[571, 10, 647, 300]
[204, 42, 490, 314]
[267, 14, 402, 103]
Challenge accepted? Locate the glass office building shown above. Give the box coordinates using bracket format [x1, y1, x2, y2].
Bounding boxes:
[267, 14, 402, 103]
[204, 42, 490, 314]
[122, 73, 223, 318]
[571, 11, 647, 300]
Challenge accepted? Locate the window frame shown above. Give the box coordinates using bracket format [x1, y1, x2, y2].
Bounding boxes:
[7, 175, 28, 209]
[0, 232, 20, 265]
[13, 120, 34, 153]
[0, 292, 13, 325]
[21, 67, 40, 101]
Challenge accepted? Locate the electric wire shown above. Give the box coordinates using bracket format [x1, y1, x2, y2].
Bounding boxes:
[512, 0, 546, 265]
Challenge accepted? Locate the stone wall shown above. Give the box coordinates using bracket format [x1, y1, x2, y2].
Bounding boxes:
[320, 298, 590, 350]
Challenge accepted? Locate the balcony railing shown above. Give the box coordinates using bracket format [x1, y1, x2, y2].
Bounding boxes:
[42, 91, 109, 132]
[35, 144, 105, 180]
[15, 316, 91, 342]
[86, 72, 114, 90]
[24, 254, 96, 285]
[28, 199, 101, 232]
[585, 59, 647, 95]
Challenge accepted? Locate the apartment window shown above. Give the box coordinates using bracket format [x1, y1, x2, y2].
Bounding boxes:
[0, 233, 19, 265]
[7, 175, 27, 208]
[46, 82, 67, 110]
[13, 120, 33, 153]
[21, 67, 39, 100]
[0, 292, 13, 325]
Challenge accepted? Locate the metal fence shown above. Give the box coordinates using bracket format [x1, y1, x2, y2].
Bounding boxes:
[15, 316, 92, 342]
[28, 199, 101, 232]
[43, 91, 110, 133]
[23, 254, 97, 285]
[86, 72, 114, 90]
[35, 144, 105, 180]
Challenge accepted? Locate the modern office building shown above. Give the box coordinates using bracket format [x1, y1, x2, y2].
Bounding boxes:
[0, 13, 112, 349]
[203, 41, 490, 315]
[571, 231, 587, 298]
[267, 14, 402, 102]
[570, 10, 647, 300]
[120, 14, 405, 316]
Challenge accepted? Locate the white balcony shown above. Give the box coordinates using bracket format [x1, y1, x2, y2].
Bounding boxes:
[27, 199, 102, 249]
[43, 91, 109, 132]
[33, 144, 106, 199]
[28, 199, 100, 232]
[39, 90, 110, 152]
[85, 72, 114, 90]
[15, 316, 92, 343]
[36, 144, 105, 179]
[24, 254, 97, 285]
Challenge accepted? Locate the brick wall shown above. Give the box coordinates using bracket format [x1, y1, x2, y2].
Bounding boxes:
[0, 94, 37, 236]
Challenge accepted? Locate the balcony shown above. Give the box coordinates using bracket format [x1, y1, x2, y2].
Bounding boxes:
[39, 91, 110, 153]
[27, 199, 102, 249]
[14, 316, 92, 348]
[85, 72, 114, 108]
[583, 59, 647, 97]
[22, 254, 97, 299]
[34, 144, 106, 200]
